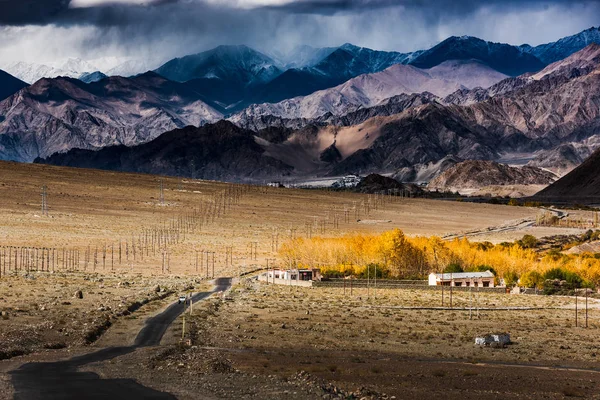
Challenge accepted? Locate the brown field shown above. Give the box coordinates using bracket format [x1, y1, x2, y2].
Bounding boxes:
[82, 281, 600, 399]
[0, 160, 550, 279]
[1, 160, 598, 399]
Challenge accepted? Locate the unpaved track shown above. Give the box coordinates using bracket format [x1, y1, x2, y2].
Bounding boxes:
[442, 208, 568, 240]
[9, 278, 232, 400]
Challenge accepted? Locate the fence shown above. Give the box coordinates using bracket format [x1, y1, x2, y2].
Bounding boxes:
[313, 279, 507, 293]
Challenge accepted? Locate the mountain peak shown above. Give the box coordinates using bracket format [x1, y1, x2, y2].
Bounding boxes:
[0, 69, 28, 101]
[154, 45, 281, 84]
[522, 26, 600, 64]
[340, 43, 361, 51]
[410, 35, 545, 76]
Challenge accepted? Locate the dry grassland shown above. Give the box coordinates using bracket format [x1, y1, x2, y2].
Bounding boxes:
[85, 281, 600, 399]
[0, 160, 545, 278]
[2, 161, 598, 399]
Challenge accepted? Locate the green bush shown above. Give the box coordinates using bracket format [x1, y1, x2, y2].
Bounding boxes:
[503, 271, 519, 287]
[517, 234, 539, 249]
[443, 263, 463, 273]
[543, 267, 584, 288]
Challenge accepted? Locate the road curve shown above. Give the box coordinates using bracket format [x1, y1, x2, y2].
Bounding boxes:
[10, 278, 232, 400]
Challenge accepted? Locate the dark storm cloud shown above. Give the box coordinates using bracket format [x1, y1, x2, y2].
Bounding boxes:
[0, 0, 598, 65]
[0, 0, 70, 25]
[0, 0, 596, 26]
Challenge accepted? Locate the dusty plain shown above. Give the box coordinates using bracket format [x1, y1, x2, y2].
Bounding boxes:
[0, 160, 597, 399]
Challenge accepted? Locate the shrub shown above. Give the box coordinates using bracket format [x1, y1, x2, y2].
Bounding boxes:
[543, 267, 584, 289]
[503, 271, 519, 287]
[444, 263, 463, 273]
[518, 234, 539, 249]
[520, 271, 543, 288]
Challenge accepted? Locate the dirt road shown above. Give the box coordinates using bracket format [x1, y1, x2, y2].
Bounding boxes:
[9, 278, 232, 400]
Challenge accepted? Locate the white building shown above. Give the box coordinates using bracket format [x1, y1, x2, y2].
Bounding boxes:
[266, 268, 321, 281]
[428, 271, 495, 287]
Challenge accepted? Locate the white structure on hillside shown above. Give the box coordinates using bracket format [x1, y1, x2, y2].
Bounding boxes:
[428, 271, 495, 287]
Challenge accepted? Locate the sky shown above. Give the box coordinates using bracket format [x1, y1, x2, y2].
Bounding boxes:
[0, 0, 599, 67]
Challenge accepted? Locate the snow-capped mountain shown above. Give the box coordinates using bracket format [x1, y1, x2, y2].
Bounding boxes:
[245, 44, 419, 107]
[154, 45, 283, 110]
[531, 42, 600, 80]
[2, 62, 71, 84]
[521, 26, 600, 64]
[155, 45, 282, 85]
[232, 60, 507, 124]
[267, 45, 338, 69]
[2, 58, 99, 84]
[106, 58, 165, 77]
[409, 36, 545, 76]
[79, 71, 108, 83]
[0, 69, 28, 101]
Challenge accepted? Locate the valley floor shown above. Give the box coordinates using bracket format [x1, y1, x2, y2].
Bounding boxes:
[78, 281, 600, 399]
[0, 161, 596, 399]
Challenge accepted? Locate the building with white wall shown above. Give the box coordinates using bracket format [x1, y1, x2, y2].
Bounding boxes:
[428, 271, 495, 287]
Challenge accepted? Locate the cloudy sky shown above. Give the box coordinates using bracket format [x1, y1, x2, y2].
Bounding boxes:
[0, 0, 598, 67]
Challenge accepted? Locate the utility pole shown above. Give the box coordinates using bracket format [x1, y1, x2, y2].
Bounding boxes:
[367, 263, 370, 299]
[585, 289, 588, 328]
[159, 178, 165, 206]
[374, 264, 377, 299]
[469, 285, 473, 320]
[41, 185, 48, 216]
[575, 290, 578, 328]
[450, 271, 453, 309]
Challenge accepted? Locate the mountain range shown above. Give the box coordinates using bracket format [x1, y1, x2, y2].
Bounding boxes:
[231, 59, 508, 129]
[1, 27, 599, 187]
[33, 40, 600, 182]
[0, 72, 220, 161]
[36, 121, 292, 181]
[427, 160, 557, 195]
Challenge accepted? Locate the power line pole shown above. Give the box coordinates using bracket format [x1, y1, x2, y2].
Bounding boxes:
[41, 185, 48, 216]
[159, 178, 165, 205]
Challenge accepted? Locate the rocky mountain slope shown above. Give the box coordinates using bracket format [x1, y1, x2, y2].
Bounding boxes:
[35, 121, 292, 182]
[427, 160, 556, 194]
[246, 44, 417, 107]
[534, 148, 600, 203]
[527, 144, 594, 176]
[155, 45, 282, 110]
[155, 45, 282, 84]
[520, 26, 600, 64]
[409, 36, 545, 76]
[231, 60, 507, 128]
[256, 44, 600, 178]
[0, 72, 222, 162]
[0, 70, 28, 101]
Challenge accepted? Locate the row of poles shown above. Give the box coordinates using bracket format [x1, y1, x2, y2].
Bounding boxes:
[11, 179, 411, 279]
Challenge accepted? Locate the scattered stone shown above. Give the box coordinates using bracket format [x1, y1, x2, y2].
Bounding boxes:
[74, 290, 83, 299]
[475, 333, 510, 347]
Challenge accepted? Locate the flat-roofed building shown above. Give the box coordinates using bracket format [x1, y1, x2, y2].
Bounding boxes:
[428, 271, 495, 287]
